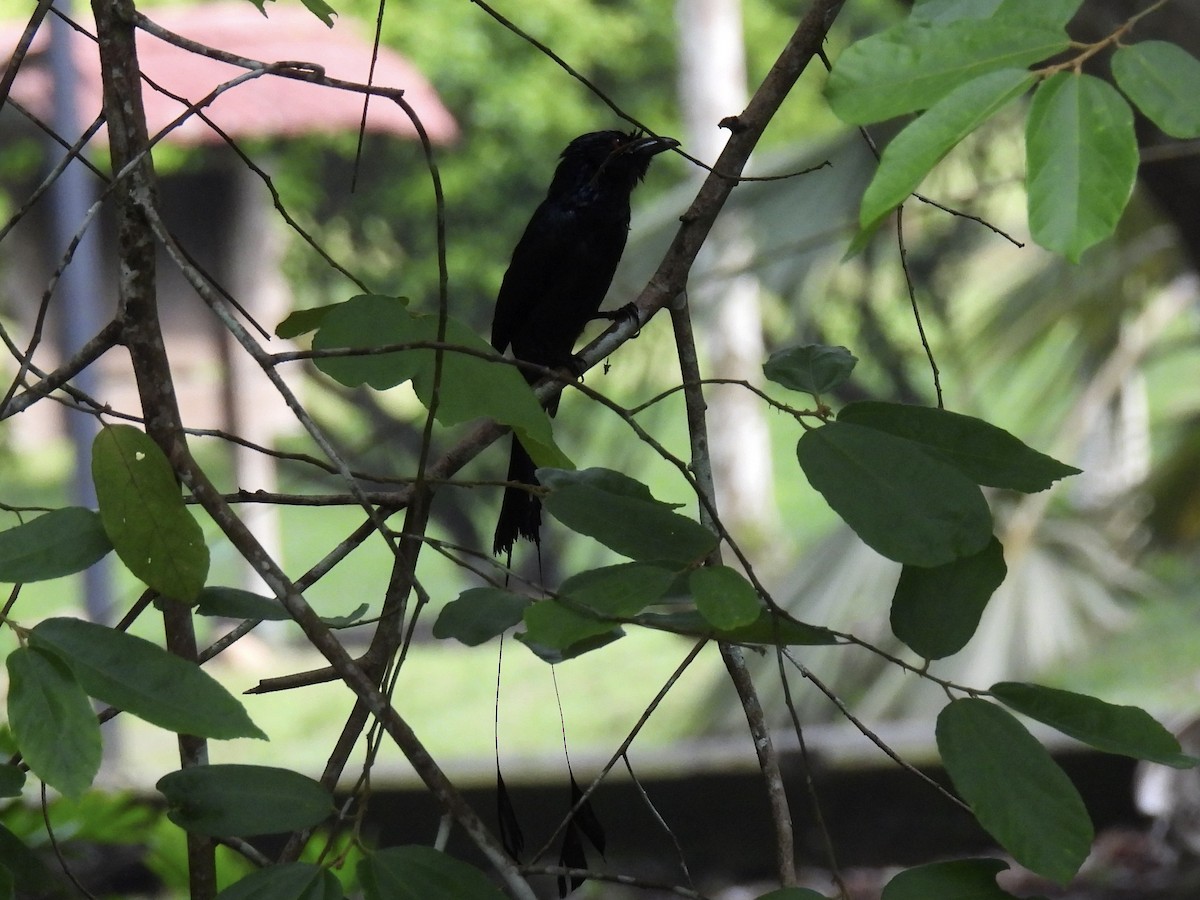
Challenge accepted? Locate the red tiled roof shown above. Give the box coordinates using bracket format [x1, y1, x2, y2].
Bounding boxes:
[2, 2, 458, 146]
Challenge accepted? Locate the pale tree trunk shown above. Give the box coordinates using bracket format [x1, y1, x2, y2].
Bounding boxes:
[675, 0, 778, 545]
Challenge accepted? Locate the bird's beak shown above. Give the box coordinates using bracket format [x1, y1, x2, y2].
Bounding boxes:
[624, 135, 680, 158]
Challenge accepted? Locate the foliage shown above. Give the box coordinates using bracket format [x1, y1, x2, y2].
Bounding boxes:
[2, 0, 1199, 897]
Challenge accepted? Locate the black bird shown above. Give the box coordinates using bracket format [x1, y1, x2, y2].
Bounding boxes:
[491, 130, 678, 557]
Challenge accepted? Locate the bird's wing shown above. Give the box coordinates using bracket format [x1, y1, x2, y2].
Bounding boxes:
[491, 199, 577, 355]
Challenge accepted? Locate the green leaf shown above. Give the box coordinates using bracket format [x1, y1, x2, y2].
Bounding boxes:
[195, 586, 291, 621]
[797, 421, 993, 566]
[358, 846, 506, 900]
[690, 565, 761, 630]
[312, 294, 569, 468]
[560, 563, 679, 618]
[6, 647, 100, 798]
[216, 862, 343, 900]
[30, 617, 266, 740]
[762, 344, 857, 396]
[0, 507, 112, 584]
[520, 600, 616, 653]
[91, 424, 209, 601]
[891, 537, 1007, 659]
[994, 0, 1082, 28]
[860, 69, 1035, 230]
[298, 0, 336, 28]
[275, 303, 340, 339]
[910, 0, 1002, 24]
[432, 588, 530, 646]
[0, 765, 24, 798]
[157, 764, 333, 837]
[882, 858, 1018, 899]
[756, 889, 834, 900]
[638, 609, 838, 646]
[826, 19, 1068, 124]
[0, 864, 10, 900]
[990, 682, 1199, 768]
[540, 468, 717, 564]
[838, 401, 1079, 491]
[937, 698, 1093, 883]
[1026, 72, 1138, 261]
[1111, 41, 1200, 139]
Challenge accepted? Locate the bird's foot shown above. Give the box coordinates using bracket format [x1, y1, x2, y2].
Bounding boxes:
[590, 303, 641, 336]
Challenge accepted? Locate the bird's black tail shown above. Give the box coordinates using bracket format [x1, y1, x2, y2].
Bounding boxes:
[493, 435, 541, 556]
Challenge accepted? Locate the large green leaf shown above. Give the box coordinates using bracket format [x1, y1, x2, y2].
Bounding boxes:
[891, 537, 1007, 659]
[796, 421, 993, 567]
[216, 863, 343, 900]
[838, 401, 1079, 491]
[860, 69, 1035, 230]
[158, 765, 333, 837]
[882, 858, 1020, 899]
[311, 294, 569, 468]
[826, 19, 1067, 124]
[1111, 41, 1200, 139]
[990, 682, 1198, 768]
[358, 846, 505, 900]
[0, 507, 112, 584]
[432, 588, 530, 646]
[637, 609, 838, 646]
[690, 565, 761, 630]
[1026, 72, 1138, 261]
[560, 563, 679, 618]
[30, 617, 265, 740]
[195, 586, 291, 621]
[937, 698, 1092, 884]
[520, 600, 617, 653]
[540, 468, 717, 564]
[6, 646, 100, 798]
[762, 344, 857, 396]
[91, 425, 209, 601]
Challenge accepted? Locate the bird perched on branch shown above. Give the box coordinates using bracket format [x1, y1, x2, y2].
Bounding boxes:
[491, 130, 679, 557]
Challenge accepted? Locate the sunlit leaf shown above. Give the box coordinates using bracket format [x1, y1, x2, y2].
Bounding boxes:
[30, 617, 265, 740]
[91, 425, 209, 601]
[1026, 72, 1138, 261]
[797, 421, 993, 566]
[891, 537, 1007, 659]
[990, 682, 1199, 768]
[6, 647, 100, 798]
[827, 19, 1067, 124]
[860, 69, 1034, 230]
[1111, 41, 1200, 139]
[158, 765, 333, 837]
[937, 698, 1092, 884]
